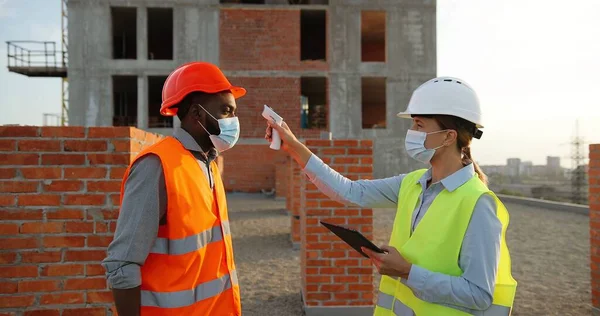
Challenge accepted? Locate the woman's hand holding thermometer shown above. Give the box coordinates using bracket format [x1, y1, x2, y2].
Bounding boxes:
[262, 105, 283, 150]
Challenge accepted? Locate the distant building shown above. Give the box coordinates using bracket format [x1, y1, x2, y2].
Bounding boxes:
[547, 156, 561, 169]
[507, 158, 521, 177]
[519, 161, 533, 177]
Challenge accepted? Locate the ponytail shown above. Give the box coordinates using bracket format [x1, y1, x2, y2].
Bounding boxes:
[462, 146, 488, 186]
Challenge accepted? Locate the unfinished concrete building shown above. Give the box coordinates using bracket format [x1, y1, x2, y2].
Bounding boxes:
[10, 0, 436, 192]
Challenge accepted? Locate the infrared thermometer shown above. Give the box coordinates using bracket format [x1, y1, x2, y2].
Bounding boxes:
[262, 104, 283, 150]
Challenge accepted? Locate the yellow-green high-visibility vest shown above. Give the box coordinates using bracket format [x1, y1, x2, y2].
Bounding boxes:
[374, 169, 517, 316]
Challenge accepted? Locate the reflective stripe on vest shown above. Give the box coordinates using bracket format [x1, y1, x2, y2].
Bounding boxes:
[141, 270, 239, 308]
[150, 221, 231, 255]
[376, 291, 512, 316]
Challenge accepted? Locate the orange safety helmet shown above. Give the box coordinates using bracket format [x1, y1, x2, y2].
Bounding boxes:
[160, 61, 246, 116]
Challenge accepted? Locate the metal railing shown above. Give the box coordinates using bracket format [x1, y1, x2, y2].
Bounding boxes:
[6, 41, 67, 70]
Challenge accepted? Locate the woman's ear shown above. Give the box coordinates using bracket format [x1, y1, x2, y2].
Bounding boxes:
[444, 130, 458, 146]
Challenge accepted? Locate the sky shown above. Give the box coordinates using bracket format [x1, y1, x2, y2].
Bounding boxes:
[0, 0, 598, 168]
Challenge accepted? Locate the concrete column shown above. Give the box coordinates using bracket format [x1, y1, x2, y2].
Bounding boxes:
[137, 75, 148, 129]
[137, 6, 148, 61]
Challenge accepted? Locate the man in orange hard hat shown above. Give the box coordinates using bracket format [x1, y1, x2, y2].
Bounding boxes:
[102, 61, 245, 316]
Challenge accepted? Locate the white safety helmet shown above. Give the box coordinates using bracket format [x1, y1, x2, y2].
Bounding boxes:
[397, 77, 484, 138]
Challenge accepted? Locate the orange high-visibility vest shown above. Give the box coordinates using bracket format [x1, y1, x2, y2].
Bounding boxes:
[119, 136, 241, 316]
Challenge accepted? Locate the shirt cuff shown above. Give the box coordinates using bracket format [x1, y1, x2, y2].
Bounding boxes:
[104, 262, 142, 289]
[303, 154, 322, 178]
[405, 264, 429, 297]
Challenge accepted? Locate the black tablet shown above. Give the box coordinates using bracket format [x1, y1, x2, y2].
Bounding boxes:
[320, 221, 385, 258]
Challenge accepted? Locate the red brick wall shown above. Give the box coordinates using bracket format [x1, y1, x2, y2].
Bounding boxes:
[299, 139, 374, 308]
[590, 144, 600, 311]
[230, 77, 323, 139]
[0, 126, 162, 315]
[275, 157, 289, 199]
[220, 9, 328, 72]
[289, 158, 302, 245]
[220, 144, 287, 193]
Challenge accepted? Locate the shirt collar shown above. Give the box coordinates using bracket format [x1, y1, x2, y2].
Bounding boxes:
[417, 163, 475, 192]
[172, 127, 218, 161]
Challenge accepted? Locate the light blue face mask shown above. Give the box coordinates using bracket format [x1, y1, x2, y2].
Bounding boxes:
[404, 129, 448, 164]
[197, 105, 240, 153]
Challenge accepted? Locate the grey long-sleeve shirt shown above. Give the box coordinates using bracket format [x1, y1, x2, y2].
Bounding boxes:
[303, 155, 502, 315]
[102, 128, 217, 289]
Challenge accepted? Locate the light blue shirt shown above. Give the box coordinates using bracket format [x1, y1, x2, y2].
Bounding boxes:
[303, 154, 502, 315]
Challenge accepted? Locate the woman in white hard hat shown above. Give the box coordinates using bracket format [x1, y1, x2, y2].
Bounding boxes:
[265, 77, 517, 316]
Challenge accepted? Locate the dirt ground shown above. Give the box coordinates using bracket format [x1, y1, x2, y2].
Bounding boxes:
[228, 193, 591, 316]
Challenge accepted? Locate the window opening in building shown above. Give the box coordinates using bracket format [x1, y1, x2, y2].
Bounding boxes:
[220, 0, 328, 4]
[300, 77, 327, 129]
[220, 0, 266, 4]
[361, 77, 386, 129]
[148, 76, 173, 128]
[147, 8, 173, 60]
[361, 11, 386, 62]
[111, 7, 137, 59]
[113, 76, 138, 127]
[300, 10, 326, 61]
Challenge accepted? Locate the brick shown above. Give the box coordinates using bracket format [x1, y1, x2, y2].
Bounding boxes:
[64, 277, 107, 290]
[334, 209, 359, 216]
[87, 153, 131, 165]
[65, 222, 94, 233]
[349, 283, 372, 291]
[0, 209, 42, 220]
[95, 222, 108, 233]
[63, 140, 108, 152]
[41, 264, 84, 277]
[111, 139, 132, 152]
[321, 267, 346, 274]
[87, 235, 113, 247]
[43, 180, 83, 192]
[65, 250, 106, 262]
[63, 308, 106, 316]
[0, 196, 15, 206]
[18, 140, 61, 152]
[86, 264, 106, 276]
[110, 194, 120, 206]
[0, 237, 39, 249]
[41, 154, 85, 165]
[0, 281, 17, 293]
[0, 168, 16, 179]
[41, 127, 85, 138]
[348, 217, 371, 225]
[360, 140, 373, 147]
[335, 292, 359, 300]
[21, 167, 61, 179]
[334, 157, 359, 164]
[110, 167, 127, 179]
[43, 236, 85, 248]
[306, 293, 331, 300]
[18, 280, 60, 292]
[20, 222, 63, 233]
[88, 127, 131, 138]
[0, 295, 35, 308]
[18, 194, 60, 206]
[0, 266, 38, 278]
[40, 292, 84, 305]
[322, 148, 346, 155]
[334, 276, 359, 283]
[361, 157, 373, 164]
[0, 253, 17, 264]
[0, 126, 39, 137]
[348, 267, 372, 274]
[0, 153, 39, 165]
[0, 223, 19, 235]
[87, 180, 121, 193]
[21, 251, 62, 263]
[46, 209, 84, 220]
[87, 290, 113, 303]
[24, 310, 61, 316]
[348, 148, 372, 155]
[333, 140, 359, 147]
[0, 181, 37, 193]
[64, 167, 107, 179]
[87, 209, 119, 220]
[321, 284, 346, 292]
[63, 194, 106, 206]
[0, 139, 16, 151]
[306, 276, 331, 283]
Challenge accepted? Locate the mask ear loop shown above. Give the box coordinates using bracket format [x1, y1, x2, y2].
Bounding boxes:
[426, 129, 451, 150]
[196, 104, 214, 136]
